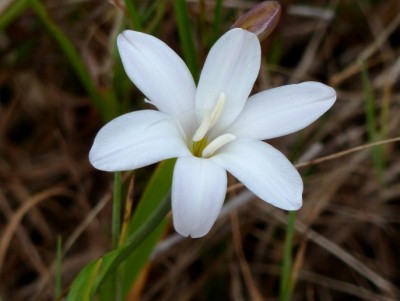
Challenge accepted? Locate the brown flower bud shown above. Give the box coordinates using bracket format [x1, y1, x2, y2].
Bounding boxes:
[231, 1, 281, 41]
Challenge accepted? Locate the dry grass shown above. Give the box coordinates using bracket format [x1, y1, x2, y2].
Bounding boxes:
[0, 0, 399, 300]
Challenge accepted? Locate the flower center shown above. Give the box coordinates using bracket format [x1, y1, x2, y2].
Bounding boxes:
[191, 93, 236, 158]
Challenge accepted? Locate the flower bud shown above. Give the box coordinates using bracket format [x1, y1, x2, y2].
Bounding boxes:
[231, 1, 281, 41]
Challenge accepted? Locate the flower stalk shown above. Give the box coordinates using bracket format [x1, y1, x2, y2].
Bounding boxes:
[280, 211, 297, 301]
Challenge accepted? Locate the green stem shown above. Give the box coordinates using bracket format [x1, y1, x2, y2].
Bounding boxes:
[0, 0, 29, 32]
[55, 236, 62, 299]
[112, 172, 122, 249]
[280, 211, 296, 301]
[110, 172, 123, 300]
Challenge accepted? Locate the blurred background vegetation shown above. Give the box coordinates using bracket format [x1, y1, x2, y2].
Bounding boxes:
[0, 0, 399, 300]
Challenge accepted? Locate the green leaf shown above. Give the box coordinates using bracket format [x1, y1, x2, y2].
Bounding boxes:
[67, 161, 174, 300]
[120, 159, 175, 296]
[67, 260, 103, 301]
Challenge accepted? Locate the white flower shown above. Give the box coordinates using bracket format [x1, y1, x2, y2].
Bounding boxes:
[89, 28, 336, 238]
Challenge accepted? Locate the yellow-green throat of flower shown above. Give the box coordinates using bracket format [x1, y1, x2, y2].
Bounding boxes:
[190, 92, 236, 158]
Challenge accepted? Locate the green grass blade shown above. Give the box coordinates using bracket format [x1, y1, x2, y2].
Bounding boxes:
[29, 0, 117, 121]
[172, 0, 199, 81]
[211, 0, 224, 44]
[125, 0, 142, 30]
[280, 211, 296, 301]
[360, 62, 377, 139]
[0, 0, 29, 32]
[145, 0, 167, 34]
[55, 236, 62, 299]
[360, 61, 384, 180]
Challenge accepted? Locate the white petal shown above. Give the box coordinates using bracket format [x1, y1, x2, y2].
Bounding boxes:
[211, 139, 302, 210]
[172, 157, 227, 238]
[89, 110, 190, 171]
[195, 28, 261, 133]
[228, 82, 336, 140]
[117, 30, 196, 125]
